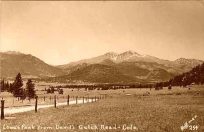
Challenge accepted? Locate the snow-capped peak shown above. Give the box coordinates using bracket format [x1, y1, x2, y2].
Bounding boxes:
[121, 50, 140, 55]
[118, 50, 144, 58]
[104, 52, 118, 57]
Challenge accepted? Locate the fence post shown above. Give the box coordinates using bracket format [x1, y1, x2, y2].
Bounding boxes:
[87, 96, 89, 103]
[67, 95, 69, 105]
[50, 96, 51, 102]
[92, 97, 93, 103]
[44, 96, 45, 101]
[54, 95, 57, 108]
[76, 96, 78, 104]
[83, 96, 84, 104]
[95, 96, 96, 102]
[1, 99, 5, 120]
[35, 96, 38, 113]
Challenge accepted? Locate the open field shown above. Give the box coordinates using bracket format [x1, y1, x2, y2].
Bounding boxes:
[0, 82, 203, 108]
[0, 85, 204, 132]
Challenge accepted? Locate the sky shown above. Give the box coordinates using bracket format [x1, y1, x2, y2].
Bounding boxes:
[1, 1, 204, 65]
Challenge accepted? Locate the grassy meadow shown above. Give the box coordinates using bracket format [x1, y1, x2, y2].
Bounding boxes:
[0, 84, 204, 132]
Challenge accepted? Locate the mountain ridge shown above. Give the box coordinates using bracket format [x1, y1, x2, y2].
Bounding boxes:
[0, 51, 66, 78]
[1, 51, 203, 83]
[57, 51, 203, 73]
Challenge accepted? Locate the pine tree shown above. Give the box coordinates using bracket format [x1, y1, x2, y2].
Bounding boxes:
[200, 63, 204, 84]
[0, 79, 5, 92]
[164, 62, 204, 87]
[26, 79, 36, 99]
[8, 83, 13, 93]
[4, 81, 9, 91]
[13, 73, 24, 97]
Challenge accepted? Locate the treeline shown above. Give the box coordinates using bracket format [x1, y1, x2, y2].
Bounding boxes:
[50, 83, 154, 90]
[0, 73, 36, 99]
[46, 87, 64, 94]
[156, 63, 204, 87]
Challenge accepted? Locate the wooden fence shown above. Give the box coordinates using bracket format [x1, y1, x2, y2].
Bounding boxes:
[0, 94, 106, 120]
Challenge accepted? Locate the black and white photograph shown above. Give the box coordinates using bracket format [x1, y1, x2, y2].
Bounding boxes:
[0, 0, 204, 132]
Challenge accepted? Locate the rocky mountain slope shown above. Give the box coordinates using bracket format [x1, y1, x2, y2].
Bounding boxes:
[58, 50, 203, 73]
[54, 51, 203, 83]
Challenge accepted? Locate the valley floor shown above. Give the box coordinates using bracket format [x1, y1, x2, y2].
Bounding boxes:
[0, 86, 204, 132]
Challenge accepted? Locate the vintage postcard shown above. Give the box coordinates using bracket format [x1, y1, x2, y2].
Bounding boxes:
[0, 0, 204, 132]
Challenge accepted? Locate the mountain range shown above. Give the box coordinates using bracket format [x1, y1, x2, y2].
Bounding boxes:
[0, 51, 203, 83]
